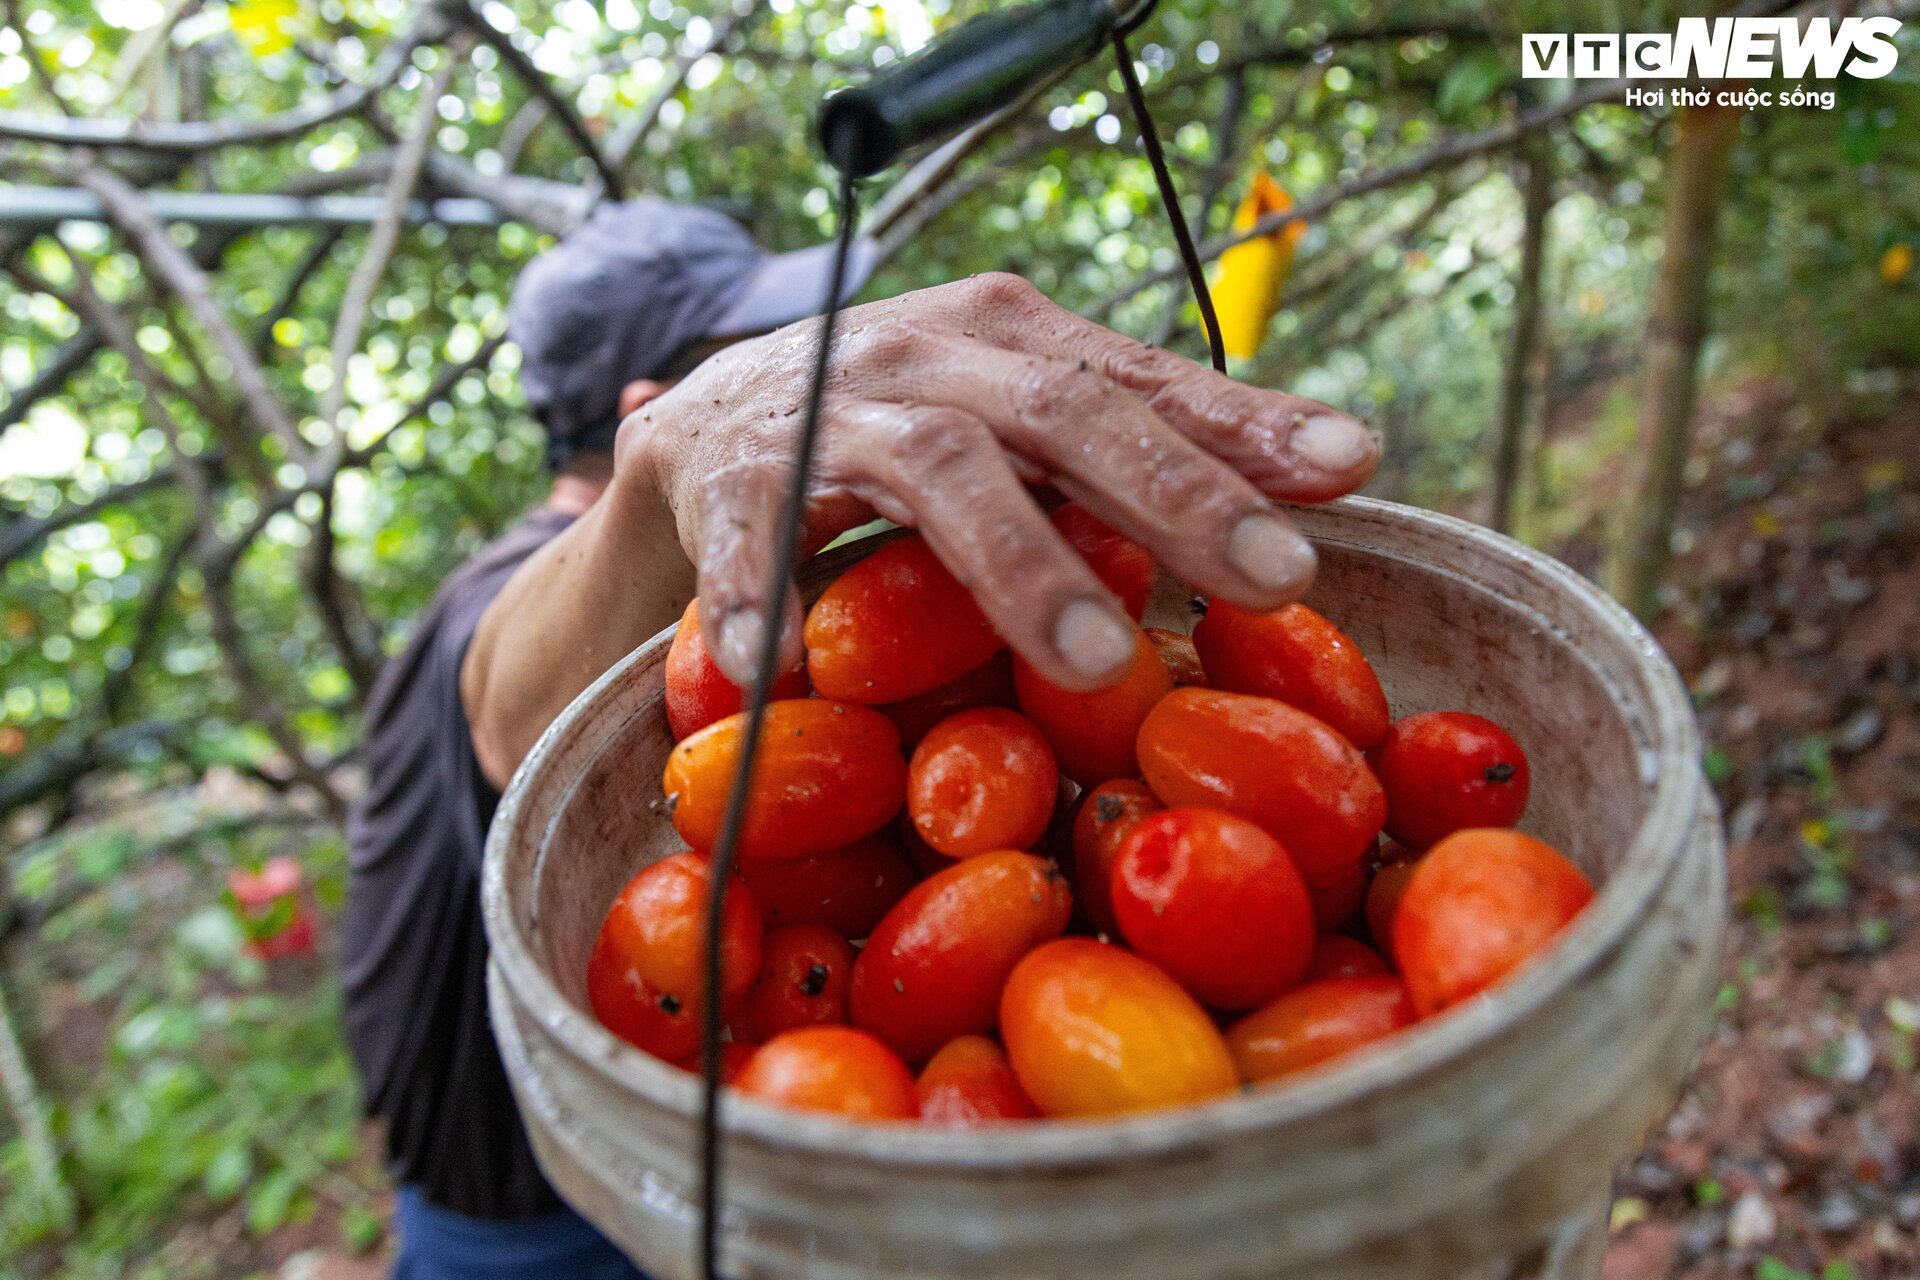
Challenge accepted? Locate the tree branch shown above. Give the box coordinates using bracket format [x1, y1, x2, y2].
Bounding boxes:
[0, 975, 72, 1232]
[322, 39, 465, 428]
[0, 468, 178, 570]
[0, 22, 430, 152]
[1098, 76, 1631, 317]
[0, 328, 102, 433]
[304, 41, 467, 698]
[72, 164, 311, 466]
[1102, 0, 1808, 315]
[458, 6, 624, 197]
[252, 227, 344, 361]
[1190, 21, 1492, 86]
[1489, 128, 1553, 534]
[602, 0, 767, 179]
[0, 0, 78, 117]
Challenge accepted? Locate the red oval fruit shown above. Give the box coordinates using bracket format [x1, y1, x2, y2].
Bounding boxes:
[907, 708, 1058, 858]
[1227, 976, 1417, 1082]
[1069, 779, 1164, 937]
[1393, 829, 1594, 1016]
[1014, 630, 1174, 785]
[1145, 627, 1207, 687]
[1304, 934, 1393, 981]
[738, 836, 915, 939]
[1369, 711, 1532, 850]
[876, 651, 1017, 747]
[587, 852, 763, 1061]
[664, 599, 809, 740]
[735, 925, 855, 1044]
[1051, 503, 1154, 620]
[664, 699, 906, 861]
[1193, 601, 1390, 748]
[736, 1026, 917, 1120]
[1136, 688, 1386, 904]
[850, 851, 1072, 1062]
[915, 1035, 1039, 1126]
[1111, 808, 1316, 1010]
[1000, 939, 1237, 1117]
[805, 534, 1006, 704]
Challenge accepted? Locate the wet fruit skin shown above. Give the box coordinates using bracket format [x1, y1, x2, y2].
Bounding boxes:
[1135, 688, 1387, 902]
[1051, 503, 1155, 620]
[876, 652, 1017, 747]
[1145, 627, 1207, 687]
[916, 1035, 1040, 1126]
[1368, 711, 1531, 851]
[1015, 630, 1174, 785]
[850, 851, 1073, 1063]
[735, 1026, 918, 1120]
[1111, 808, 1316, 1011]
[1305, 934, 1393, 981]
[1000, 938, 1239, 1117]
[1365, 861, 1417, 956]
[664, 599, 809, 741]
[907, 708, 1059, 858]
[664, 699, 906, 861]
[738, 836, 915, 940]
[1227, 976, 1417, 1082]
[587, 852, 763, 1061]
[1069, 779, 1164, 937]
[805, 534, 1007, 704]
[1193, 601, 1390, 749]
[735, 925, 856, 1044]
[1392, 829, 1594, 1016]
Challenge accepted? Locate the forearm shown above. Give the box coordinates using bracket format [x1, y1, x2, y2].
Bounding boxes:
[462, 470, 695, 788]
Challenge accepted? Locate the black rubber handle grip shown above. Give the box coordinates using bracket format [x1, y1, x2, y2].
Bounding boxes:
[819, 0, 1121, 177]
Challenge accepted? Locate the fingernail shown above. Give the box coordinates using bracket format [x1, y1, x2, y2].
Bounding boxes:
[1229, 513, 1317, 595]
[1053, 599, 1136, 681]
[1292, 413, 1379, 474]
[717, 609, 767, 678]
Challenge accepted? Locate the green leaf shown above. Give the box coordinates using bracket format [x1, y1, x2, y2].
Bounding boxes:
[246, 1169, 301, 1237]
[341, 1206, 384, 1254]
[203, 1143, 253, 1202]
[1436, 51, 1507, 120]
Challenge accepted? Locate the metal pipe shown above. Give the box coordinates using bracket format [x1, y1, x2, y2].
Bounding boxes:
[0, 186, 506, 229]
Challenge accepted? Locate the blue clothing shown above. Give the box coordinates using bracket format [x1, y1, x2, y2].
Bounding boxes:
[393, 1185, 647, 1280]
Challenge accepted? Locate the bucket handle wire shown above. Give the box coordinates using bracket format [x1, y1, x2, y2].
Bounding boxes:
[693, 16, 1224, 1278]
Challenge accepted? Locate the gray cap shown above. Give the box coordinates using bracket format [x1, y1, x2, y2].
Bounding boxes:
[507, 198, 878, 467]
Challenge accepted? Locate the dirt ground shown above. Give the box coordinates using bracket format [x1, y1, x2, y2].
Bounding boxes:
[1601, 379, 1920, 1280]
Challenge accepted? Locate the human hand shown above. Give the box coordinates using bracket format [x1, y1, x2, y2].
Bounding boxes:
[620, 272, 1378, 693]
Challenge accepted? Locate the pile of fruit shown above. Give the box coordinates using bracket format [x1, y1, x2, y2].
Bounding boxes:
[588, 510, 1595, 1124]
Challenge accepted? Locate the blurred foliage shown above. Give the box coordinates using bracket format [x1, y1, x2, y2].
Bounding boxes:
[3, 814, 374, 1277]
[0, 0, 1917, 1273]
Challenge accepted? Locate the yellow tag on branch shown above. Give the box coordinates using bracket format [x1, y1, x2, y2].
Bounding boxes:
[1212, 172, 1306, 361]
[230, 0, 300, 56]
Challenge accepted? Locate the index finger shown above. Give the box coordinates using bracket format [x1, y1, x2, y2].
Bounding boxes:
[938, 274, 1381, 503]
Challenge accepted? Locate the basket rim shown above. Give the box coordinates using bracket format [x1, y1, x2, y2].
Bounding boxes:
[480, 494, 1708, 1167]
